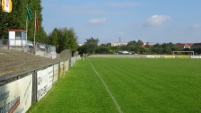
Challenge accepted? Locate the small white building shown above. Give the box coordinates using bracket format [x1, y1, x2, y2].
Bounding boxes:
[8, 29, 27, 47]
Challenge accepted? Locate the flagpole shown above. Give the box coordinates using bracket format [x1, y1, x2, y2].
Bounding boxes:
[34, 11, 36, 53]
[34, 25, 36, 47]
[26, 19, 28, 46]
[26, 4, 31, 47]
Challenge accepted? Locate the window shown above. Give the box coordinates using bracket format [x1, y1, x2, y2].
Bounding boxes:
[21, 32, 26, 40]
[15, 32, 21, 40]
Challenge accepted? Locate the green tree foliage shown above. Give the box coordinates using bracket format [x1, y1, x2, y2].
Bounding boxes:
[110, 46, 121, 54]
[127, 40, 137, 51]
[96, 44, 110, 54]
[66, 28, 78, 51]
[47, 27, 78, 53]
[151, 42, 181, 54]
[47, 28, 60, 49]
[151, 43, 163, 54]
[84, 37, 99, 54]
[78, 39, 182, 55]
[0, 0, 46, 43]
[78, 45, 87, 55]
[126, 40, 145, 54]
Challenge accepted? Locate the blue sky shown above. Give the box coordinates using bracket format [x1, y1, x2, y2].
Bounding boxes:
[41, 0, 201, 44]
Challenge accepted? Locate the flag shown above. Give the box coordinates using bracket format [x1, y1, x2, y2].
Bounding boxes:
[26, 6, 32, 20]
[1, 0, 12, 13]
[35, 11, 39, 30]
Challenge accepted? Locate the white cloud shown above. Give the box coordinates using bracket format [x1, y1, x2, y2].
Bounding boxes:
[145, 15, 171, 26]
[88, 18, 107, 24]
[193, 24, 201, 29]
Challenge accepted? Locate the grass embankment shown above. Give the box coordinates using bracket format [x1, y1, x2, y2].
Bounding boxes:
[28, 58, 201, 113]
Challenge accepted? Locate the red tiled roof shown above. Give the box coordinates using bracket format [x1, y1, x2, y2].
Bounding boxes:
[175, 43, 193, 47]
[8, 29, 27, 32]
[175, 44, 185, 46]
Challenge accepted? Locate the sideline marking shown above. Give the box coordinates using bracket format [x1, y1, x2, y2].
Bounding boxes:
[88, 58, 123, 113]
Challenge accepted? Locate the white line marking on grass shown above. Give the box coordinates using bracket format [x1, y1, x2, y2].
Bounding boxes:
[88, 58, 123, 113]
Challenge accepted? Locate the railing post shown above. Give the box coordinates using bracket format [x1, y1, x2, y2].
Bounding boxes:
[32, 71, 38, 104]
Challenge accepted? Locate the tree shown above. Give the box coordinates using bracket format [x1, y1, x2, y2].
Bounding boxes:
[78, 45, 87, 55]
[110, 46, 121, 54]
[47, 27, 78, 53]
[151, 43, 163, 54]
[84, 37, 99, 54]
[136, 40, 143, 46]
[144, 42, 151, 54]
[127, 40, 137, 49]
[47, 28, 60, 49]
[150, 42, 181, 55]
[96, 44, 110, 54]
[67, 28, 78, 51]
[126, 40, 145, 54]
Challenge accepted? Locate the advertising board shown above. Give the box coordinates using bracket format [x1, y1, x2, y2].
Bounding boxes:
[64, 60, 69, 72]
[37, 66, 53, 101]
[0, 74, 32, 113]
[53, 64, 59, 84]
[59, 62, 64, 77]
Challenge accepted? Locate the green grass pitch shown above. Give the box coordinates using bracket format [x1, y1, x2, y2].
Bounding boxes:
[28, 58, 201, 113]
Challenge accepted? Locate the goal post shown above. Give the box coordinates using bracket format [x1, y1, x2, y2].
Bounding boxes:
[173, 51, 194, 56]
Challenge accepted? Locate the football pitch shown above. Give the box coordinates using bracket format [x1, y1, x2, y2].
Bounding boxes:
[28, 58, 201, 113]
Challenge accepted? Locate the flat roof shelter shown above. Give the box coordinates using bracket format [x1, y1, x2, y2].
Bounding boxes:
[8, 29, 27, 47]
